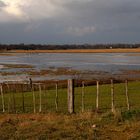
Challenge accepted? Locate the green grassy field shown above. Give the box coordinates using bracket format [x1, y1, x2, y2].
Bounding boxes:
[0, 81, 140, 139]
[0, 81, 140, 114]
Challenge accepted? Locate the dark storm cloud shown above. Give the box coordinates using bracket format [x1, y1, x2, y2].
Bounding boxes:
[0, 0, 140, 44]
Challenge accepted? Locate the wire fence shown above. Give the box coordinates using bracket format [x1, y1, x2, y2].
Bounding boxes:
[0, 79, 140, 114]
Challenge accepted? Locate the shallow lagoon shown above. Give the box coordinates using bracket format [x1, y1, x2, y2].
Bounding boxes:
[0, 53, 140, 81]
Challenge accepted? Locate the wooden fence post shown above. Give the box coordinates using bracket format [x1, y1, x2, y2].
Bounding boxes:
[111, 79, 115, 113]
[29, 78, 36, 113]
[43, 84, 47, 110]
[96, 81, 99, 111]
[29, 78, 33, 90]
[55, 83, 58, 111]
[67, 79, 75, 114]
[39, 84, 42, 113]
[81, 81, 85, 112]
[6, 84, 11, 113]
[21, 84, 25, 113]
[0, 84, 5, 113]
[12, 85, 16, 113]
[32, 85, 36, 113]
[43, 84, 46, 97]
[125, 80, 130, 111]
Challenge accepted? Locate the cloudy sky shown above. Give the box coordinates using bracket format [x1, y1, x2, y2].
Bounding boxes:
[0, 0, 140, 44]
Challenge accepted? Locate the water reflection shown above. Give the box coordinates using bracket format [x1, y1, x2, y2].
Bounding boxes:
[0, 53, 140, 81]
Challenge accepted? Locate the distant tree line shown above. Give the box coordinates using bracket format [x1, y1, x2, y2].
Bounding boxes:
[0, 44, 140, 50]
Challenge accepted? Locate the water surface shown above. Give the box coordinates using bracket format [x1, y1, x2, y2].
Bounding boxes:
[0, 53, 140, 81]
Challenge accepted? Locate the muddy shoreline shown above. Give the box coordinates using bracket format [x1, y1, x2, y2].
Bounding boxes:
[0, 52, 140, 82]
[0, 65, 140, 82]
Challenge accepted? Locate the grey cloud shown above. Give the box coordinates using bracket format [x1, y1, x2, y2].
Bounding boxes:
[0, 1, 6, 7]
[66, 26, 96, 36]
[0, 0, 140, 44]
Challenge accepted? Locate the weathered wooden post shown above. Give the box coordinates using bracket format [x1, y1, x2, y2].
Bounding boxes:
[43, 84, 47, 110]
[125, 80, 130, 111]
[6, 83, 11, 113]
[111, 79, 115, 113]
[43, 84, 46, 97]
[21, 84, 25, 113]
[81, 81, 85, 112]
[29, 78, 36, 113]
[0, 84, 5, 113]
[67, 79, 75, 114]
[32, 85, 36, 113]
[39, 84, 42, 113]
[12, 85, 16, 113]
[55, 82, 58, 111]
[29, 78, 33, 90]
[96, 81, 99, 111]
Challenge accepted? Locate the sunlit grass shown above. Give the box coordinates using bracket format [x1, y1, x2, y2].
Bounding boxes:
[0, 81, 140, 113]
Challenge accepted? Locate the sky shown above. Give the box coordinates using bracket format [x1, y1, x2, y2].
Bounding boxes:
[0, 0, 140, 44]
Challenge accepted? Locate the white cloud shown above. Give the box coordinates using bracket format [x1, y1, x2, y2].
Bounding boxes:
[0, 0, 65, 22]
[66, 26, 96, 36]
[0, 0, 92, 23]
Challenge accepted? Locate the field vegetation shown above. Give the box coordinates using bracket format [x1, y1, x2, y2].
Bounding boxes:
[0, 81, 140, 139]
[0, 110, 140, 139]
[0, 81, 140, 113]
